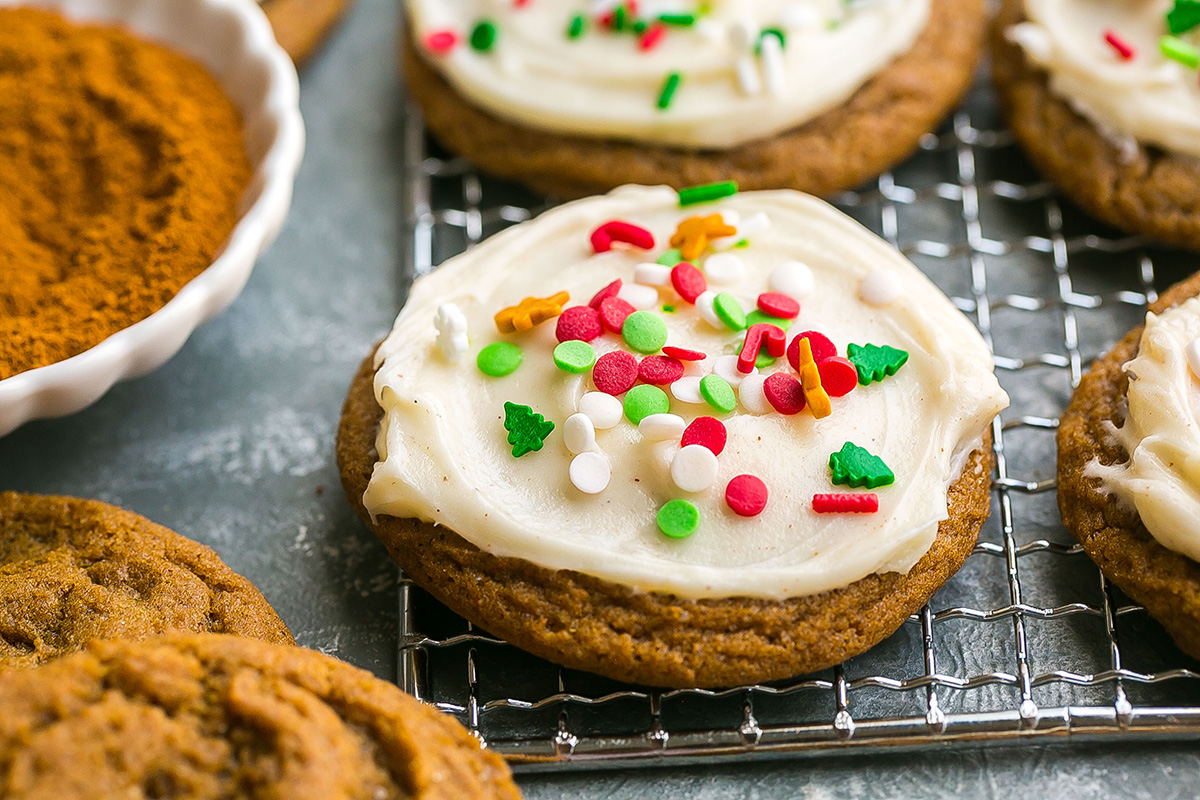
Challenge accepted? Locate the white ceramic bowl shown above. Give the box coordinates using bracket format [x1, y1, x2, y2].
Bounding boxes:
[0, 0, 305, 437]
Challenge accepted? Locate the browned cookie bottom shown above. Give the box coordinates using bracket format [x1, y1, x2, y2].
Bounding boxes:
[403, 0, 983, 200]
[0, 634, 522, 799]
[1058, 272, 1200, 659]
[992, 0, 1200, 251]
[0, 492, 293, 670]
[336, 347, 995, 688]
[263, 0, 353, 66]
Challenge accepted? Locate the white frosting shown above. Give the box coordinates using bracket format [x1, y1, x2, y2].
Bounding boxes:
[407, 0, 930, 149]
[364, 186, 1008, 600]
[1089, 298, 1200, 563]
[1012, 0, 1200, 159]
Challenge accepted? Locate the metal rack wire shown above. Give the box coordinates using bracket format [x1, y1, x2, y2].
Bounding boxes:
[396, 79, 1200, 771]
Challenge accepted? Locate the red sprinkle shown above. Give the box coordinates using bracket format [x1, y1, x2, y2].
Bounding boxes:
[639, 355, 685, 385]
[756, 292, 800, 319]
[598, 296, 637, 333]
[592, 351, 639, 395]
[812, 493, 879, 514]
[556, 306, 603, 343]
[788, 331, 837, 371]
[1104, 29, 1136, 61]
[670, 262, 707, 303]
[639, 22, 667, 51]
[589, 279, 623, 309]
[424, 30, 459, 53]
[725, 474, 768, 517]
[591, 221, 655, 253]
[819, 356, 858, 398]
[681, 416, 727, 455]
[738, 323, 786, 374]
[763, 372, 806, 415]
[662, 346, 706, 362]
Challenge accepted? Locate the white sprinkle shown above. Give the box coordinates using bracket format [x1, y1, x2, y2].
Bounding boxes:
[715, 354, 755, 388]
[671, 444, 720, 493]
[695, 291, 724, 328]
[570, 451, 611, 494]
[434, 303, 469, 363]
[618, 282, 659, 310]
[703, 253, 746, 285]
[579, 392, 623, 429]
[563, 413, 597, 455]
[718, 208, 741, 228]
[639, 413, 686, 441]
[735, 55, 762, 96]
[737, 212, 771, 238]
[859, 269, 903, 306]
[738, 373, 772, 414]
[760, 34, 785, 95]
[634, 262, 672, 287]
[1187, 338, 1200, 381]
[728, 19, 758, 50]
[671, 375, 705, 404]
[770, 261, 814, 299]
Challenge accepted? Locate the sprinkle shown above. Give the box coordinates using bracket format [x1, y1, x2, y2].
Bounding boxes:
[622, 310, 669, 353]
[592, 350, 640, 395]
[671, 375, 705, 404]
[713, 292, 747, 331]
[495, 291, 569, 333]
[567, 13, 586, 38]
[788, 331, 836, 371]
[662, 304, 675, 313]
[757, 28, 787, 51]
[639, 355, 685, 385]
[599, 296, 637, 332]
[624, 384, 671, 424]
[814, 357, 855, 398]
[503, 401, 554, 457]
[737, 212, 771, 238]
[736, 55, 762, 95]
[759, 31, 785, 95]
[634, 262, 672, 286]
[681, 416, 727, 455]
[639, 22, 667, 50]
[726, 474, 768, 517]
[744, 309, 792, 333]
[694, 290, 723, 328]
[678, 181, 739, 206]
[671, 215, 736, 261]
[588, 278, 623, 308]
[859, 270, 903, 307]
[670, 262, 707, 302]
[737, 373, 771, 414]
[829, 442, 895, 489]
[570, 451, 611, 494]
[554, 340, 598, 373]
[657, 498, 700, 538]
[812, 493, 879, 514]
[657, 72, 682, 110]
[770, 261, 814, 299]
[617, 282, 660, 310]
[579, 391, 624, 429]
[739, 323, 786, 374]
[658, 12, 696, 26]
[671, 444, 720, 492]
[662, 346, 706, 361]
[563, 413, 597, 455]
[847, 343, 909, 385]
[729, 19, 757, 50]
[757, 292, 800, 319]
[470, 20, 498, 51]
[763, 372, 805, 415]
[800, 362, 832, 419]
[424, 30, 460, 53]
[657, 248, 684, 266]
[1168, 1, 1200, 35]
[699, 374, 736, 414]
[713, 354, 754, 388]
[556, 305, 603, 342]
[434, 303, 469, 363]
[591, 221, 655, 253]
[476, 341, 523, 376]
[639, 412, 686, 441]
[703, 253, 746, 285]
[1161, 35, 1200, 69]
[1103, 29, 1136, 61]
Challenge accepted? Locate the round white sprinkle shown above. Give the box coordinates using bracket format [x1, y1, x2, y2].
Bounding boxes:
[570, 451, 611, 495]
[1187, 338, 1200, 381]
[738, 373, 772, 414]
[639, 413, 686, 441]
[859, 269, 904, 307]
[715, 354, 756, 388]
[770, 261, 814, 299]
[618, 282, 659, 310]
[579, 392, 623, 429]
[671, 444, 720, 493]
[634, 262, 672, 287]
[671, 375, 705, 404]
[737, 212, 771, 238]
[695, 291, 724, 328]
[563, 413, 597, 455]
[704, 253, 746, 285]
[434, 303, 469, 363]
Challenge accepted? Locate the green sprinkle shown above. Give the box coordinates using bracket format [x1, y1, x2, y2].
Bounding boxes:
[756, 28, 786, 53]
[470, 19, 498, 52]
[477, 342, 522, 376]
[657, 498, 700, 538]
[567, 13, 586, 38]
[755, 350, 777, 369]
[553, 340, 596, 373]
[614, 5, 627, 30]
[829, 442, 895, 489]
[847, 343, 909, 385]
[678, 181, 738, 207]
[622, 310, 668, 353]
[633, 19, 648, 33]
[657, 72, 682, 110]
[745, 309, 793, 333]
[733, 239, 749, 249]
[656, 248, 684, 266]
[662, 304, 676, 313]
[503, 402, 555, 458]
[713, 292, 747, 331]
[658, 12, 696, 26]
[1168, 1, 1200, 35]
[1161, 35, 1200, 68]
[624, 384, 670, 425]
[699, 374, 736, 414]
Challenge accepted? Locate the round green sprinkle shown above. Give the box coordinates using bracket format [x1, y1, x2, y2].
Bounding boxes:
[678, 181, 738, 207]
[567, 13, 586, 38]
[553, 340, 596, 374]
[657, 499, 700, 539]
[756, 350, 777, 369]
[699, 374, 736, 414]
[745, 309, 792, 333]
[476, 341, 522, 376]
[713, 292, 747, 331]
[470, 19, 497, 51]
[624, 384, 670, 425]
[622, 310, 668, 354]
[657, 72, 682, 111]
[656, 248, 684, 266]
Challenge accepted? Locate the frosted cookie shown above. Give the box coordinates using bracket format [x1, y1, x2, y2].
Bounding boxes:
[994, 0, 1200, 249]
[1059, 272, 1200, 658]
[403, 0, 984, 198]
[337, 185, 1009, 688]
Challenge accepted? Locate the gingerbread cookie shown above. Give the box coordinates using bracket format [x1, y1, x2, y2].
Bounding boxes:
[262, 0, 353, 66]
[1058, 271, 1200, 659]
[0, 492, 292, 670]
[403, 0, 983, 199]
[993, 0, 1200, 250]
[337, 185, 1008, 687]
[0, 634, 521, 799]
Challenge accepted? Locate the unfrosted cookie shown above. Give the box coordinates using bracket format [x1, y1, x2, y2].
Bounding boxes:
[0, 492, 292, 670]
[263, 0, 353, 66]
[0, 634, 521, 799]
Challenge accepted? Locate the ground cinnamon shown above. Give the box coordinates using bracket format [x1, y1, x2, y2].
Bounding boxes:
[0, 8, 253, 380]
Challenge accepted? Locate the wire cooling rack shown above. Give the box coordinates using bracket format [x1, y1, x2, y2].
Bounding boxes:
[395, 78, 1200, 771]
